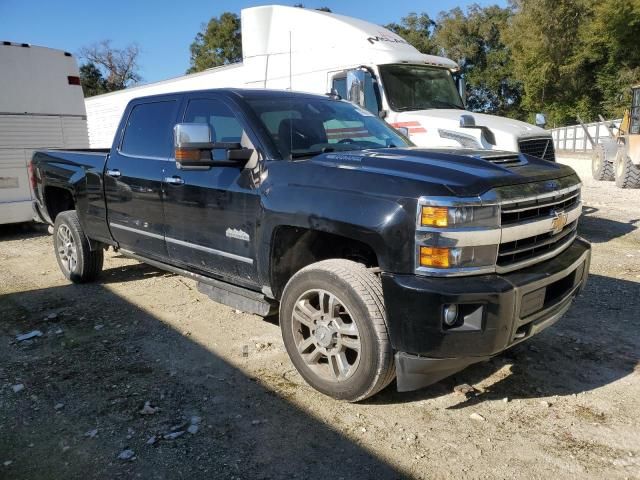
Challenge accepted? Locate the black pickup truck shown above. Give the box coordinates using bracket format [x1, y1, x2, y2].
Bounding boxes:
[31, 89, 590, 401]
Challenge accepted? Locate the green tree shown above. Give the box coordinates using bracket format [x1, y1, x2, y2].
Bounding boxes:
[79, 62, 107, 97]
[434, 5, 521, 116]
[576, 0, 640, 118]
[385, 13, 438, 55]
[504, 0, 596, 125]
[187, 12, 242, 73]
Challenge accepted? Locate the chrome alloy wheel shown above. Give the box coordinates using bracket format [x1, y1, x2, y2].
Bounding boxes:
[291, 289, 361, 382]
[56, 224, 77, 274]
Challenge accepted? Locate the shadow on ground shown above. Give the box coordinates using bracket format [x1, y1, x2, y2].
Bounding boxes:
[579, 206, 639, 243]
[0, 222, 48, 241]
[368, 272, 639, 407]
[0, 279, 406, 480]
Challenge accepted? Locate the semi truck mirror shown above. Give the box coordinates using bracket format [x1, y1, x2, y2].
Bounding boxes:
[396, 126, 410, 137]
[535, 113, 547, 128]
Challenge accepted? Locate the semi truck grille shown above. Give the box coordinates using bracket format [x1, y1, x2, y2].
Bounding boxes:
[498, 220, 578, 267]
[518, 138, 556, 162]
[501, 189, 581, 225]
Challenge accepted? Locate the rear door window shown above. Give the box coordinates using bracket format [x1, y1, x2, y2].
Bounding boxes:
[120, 101, 177, 158]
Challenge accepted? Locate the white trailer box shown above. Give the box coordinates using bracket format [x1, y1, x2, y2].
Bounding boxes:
[86, 5, 553, 161]
[0, 42, 89, 225]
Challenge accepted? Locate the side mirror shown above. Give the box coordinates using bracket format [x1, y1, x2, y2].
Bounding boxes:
[459, 114, 476, 128]
[535, 113, 547, 128]
[396, 126, 410, 137]
[174, 123, 253, 168]
[345, 69, 381, 114]
[174, 123, 214, 162]
[455, 73, 467, 106]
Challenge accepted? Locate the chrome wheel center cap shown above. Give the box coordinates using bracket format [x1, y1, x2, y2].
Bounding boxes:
[314, 325, 334, 348]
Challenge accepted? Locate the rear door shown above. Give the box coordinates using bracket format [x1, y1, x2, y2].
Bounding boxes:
[104, 98, 179, 260]
[162, 93, 263, 287]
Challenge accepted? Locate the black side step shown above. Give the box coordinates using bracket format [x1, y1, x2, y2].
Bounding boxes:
[196, 282, 276, 316]
[120, 249, 277, 316]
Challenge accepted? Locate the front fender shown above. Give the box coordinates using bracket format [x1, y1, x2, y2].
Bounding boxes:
[258, 183, 417, 282]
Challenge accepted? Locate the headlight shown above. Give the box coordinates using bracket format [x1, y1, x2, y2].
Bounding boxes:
[420, 205, 499, 228]
[419, 245, 498, 269]
[416, 196, 500, 276]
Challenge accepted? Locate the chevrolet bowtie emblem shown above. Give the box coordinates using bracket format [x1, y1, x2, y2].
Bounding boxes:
[550, 210, 568, 234]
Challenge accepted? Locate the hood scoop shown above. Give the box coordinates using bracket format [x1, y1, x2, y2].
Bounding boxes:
[478, 153, 524, 167]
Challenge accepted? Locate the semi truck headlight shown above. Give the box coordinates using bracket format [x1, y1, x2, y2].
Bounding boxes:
[420, 205, 499, 228]
[419, 245, 497, 269]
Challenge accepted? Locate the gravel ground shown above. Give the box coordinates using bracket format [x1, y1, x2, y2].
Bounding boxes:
[0, 155, 638, 480]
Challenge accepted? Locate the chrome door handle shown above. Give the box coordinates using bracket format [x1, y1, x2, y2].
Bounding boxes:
[164, 176, 184, 185]
[106, 169, 121, 178]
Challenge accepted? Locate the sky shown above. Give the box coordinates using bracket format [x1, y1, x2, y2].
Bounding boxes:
[1, 0, 506, 84]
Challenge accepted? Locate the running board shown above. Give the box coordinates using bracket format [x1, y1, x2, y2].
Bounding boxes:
[120, 249, 277, 316]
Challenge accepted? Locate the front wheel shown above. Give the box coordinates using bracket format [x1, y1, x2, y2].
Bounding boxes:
[53, 211, 103, 283]
[614, 148, 640, 188]
[591, 144, 614, 181]
[280, 259, 395, 402]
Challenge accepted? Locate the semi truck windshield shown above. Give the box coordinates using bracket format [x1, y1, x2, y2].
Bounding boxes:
[379, 64, 465, 112]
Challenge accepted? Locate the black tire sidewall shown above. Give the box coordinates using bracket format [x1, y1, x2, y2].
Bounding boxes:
[280, 268, 382, 401]
[53, 212, 87, 282]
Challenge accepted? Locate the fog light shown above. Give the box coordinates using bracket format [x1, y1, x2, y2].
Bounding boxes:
[443, 304, 458, 326]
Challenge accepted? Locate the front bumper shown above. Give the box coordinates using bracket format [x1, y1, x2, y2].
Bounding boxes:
[382, 237, 591, 391]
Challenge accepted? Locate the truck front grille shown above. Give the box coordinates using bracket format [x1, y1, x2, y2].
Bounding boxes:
[518, 137, 556, 162]
[496, 182, 582, 272]
[498, 220, 578, 267]
[501, 189, 581, 225]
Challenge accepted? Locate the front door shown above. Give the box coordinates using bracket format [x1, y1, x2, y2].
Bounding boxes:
[104, 98, 179, 260]
[162, 95, 263, 287]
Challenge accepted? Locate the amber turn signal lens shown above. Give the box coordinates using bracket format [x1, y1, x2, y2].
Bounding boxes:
[421, 206, 448, 227]
[175, 148, 201, 161]
[419, 246, 450, 268]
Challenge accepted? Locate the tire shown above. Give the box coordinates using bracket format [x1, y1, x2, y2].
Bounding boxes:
[591, 145, 614, 181]
[53, 210, 103, 283]
[614, 148, 640, 188]
[280, 259, 395, 402]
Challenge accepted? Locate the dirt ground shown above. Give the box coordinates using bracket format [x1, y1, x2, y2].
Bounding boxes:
[1, 156, 639, 480]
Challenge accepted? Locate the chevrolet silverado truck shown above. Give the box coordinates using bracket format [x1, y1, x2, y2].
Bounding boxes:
[30, 89, 591, 401]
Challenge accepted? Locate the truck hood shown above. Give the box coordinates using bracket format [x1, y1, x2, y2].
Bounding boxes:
[393, 110, 549, 151]
[312, 147, 577, 197]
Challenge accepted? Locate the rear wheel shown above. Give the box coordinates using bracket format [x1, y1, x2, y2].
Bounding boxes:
[591, 144, 614, 181]
[53, 211, 103, 283]
[280, 259, 395, 402]
[614, 147, 640, 188]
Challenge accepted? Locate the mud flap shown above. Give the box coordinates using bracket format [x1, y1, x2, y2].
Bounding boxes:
[395, 352, 489, 392]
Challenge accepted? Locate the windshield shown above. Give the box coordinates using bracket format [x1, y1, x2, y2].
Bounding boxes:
[245, 96, 412, 159]
[379, 64, 465, 112]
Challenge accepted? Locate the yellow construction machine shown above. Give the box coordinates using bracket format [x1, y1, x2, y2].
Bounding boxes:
[591, 84, 640, 188]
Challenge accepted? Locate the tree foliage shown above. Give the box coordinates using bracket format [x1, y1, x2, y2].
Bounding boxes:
[385, 13, 438, 56]
[434, 5, 520, 116]
[79, 62, 107, 97]
[79, 40, 141, 93]
[187, 13, 242, 73]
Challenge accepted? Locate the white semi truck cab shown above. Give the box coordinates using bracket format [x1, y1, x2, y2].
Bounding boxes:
[85, 5, 554, 161]
[239, 6, 555, 161]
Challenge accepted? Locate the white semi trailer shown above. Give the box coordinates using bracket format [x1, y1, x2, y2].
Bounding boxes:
[0, 42, 89, 225]
[85, 5, 554, 161]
